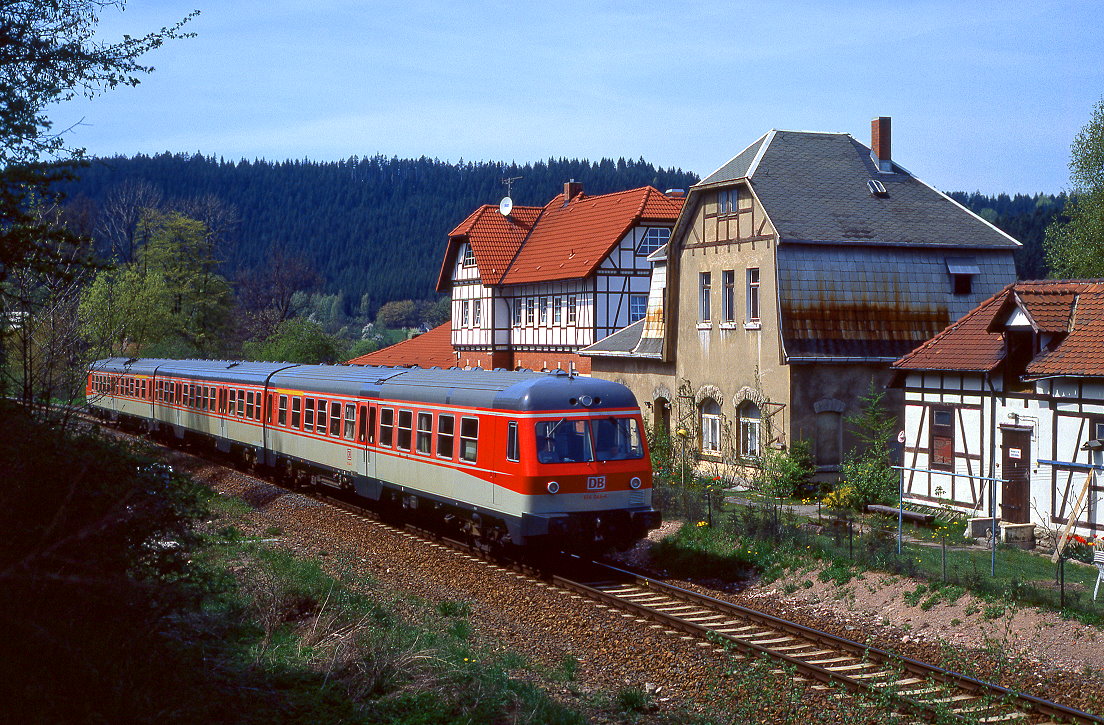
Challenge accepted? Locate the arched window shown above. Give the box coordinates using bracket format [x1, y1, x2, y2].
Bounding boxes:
[653, 397, 671, 435]
[738, 401, 761, 459]
[701, 399, 721, 454]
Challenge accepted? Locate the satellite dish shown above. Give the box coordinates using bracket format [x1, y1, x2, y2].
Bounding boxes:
[499, 196, 513, 216]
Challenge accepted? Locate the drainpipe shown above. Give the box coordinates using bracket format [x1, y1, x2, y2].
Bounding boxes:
[985, 371, 997, 576]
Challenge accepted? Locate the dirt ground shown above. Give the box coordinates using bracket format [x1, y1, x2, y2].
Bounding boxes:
[626, 522, 1104, 676]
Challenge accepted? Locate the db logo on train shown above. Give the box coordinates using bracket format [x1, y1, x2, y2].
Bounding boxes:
[586, 476, 606, 491]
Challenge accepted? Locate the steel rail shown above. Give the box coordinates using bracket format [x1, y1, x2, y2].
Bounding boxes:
[560, 559, 1101, 724]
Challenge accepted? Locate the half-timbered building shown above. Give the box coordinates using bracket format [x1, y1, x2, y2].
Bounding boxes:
[584, 118, 1020, 476]
[893, 280, 1104, 539]
[435, 182, 684, 373]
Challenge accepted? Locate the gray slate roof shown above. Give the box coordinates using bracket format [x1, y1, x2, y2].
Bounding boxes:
[699, 130, 1019, 250]
[777, 245, 1016, 360]
[580, 318, 661, 358]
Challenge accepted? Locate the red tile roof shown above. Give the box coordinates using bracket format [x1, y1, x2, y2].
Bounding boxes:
[1026, 282, 1104, 377]
[435, 205, 541, 290]
[894, 280, 1104, 378]
[499, 187, 683, 286]
[345, 322, 457, 369]
[892, 286, 1009, 372]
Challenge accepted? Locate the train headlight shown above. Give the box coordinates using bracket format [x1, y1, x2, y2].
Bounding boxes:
[629, 477, 642, 489]
[546, 480, 560, 494]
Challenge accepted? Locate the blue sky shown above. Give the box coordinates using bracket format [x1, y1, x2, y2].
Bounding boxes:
[54, 0, 1104, 194]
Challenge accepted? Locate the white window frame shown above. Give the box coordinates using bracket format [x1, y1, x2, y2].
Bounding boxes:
[461, 300, 469, 327]
[699, 271, 711, 322]
[539, 295, 548, 324]
[553, 296, 562, 324]
[473, 299, 481, 326]
[629, 294, 647, 323]
[461, 244, 476, 267]
[722, 269, 735, 322]
[701, 400, 722, 454]
[526, 297, 535, 325]
[568, 295, 577, 324]
[739, 402, 761, 459]
[746, 267, 760, 323]
[636, 227, 670, 256]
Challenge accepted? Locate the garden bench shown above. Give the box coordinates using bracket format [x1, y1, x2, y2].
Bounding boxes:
[864, 504, 935, 526]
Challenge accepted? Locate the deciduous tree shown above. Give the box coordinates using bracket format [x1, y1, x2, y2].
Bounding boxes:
[1045, 98, 1104, 278]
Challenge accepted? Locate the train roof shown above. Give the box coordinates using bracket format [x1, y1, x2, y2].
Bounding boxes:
[89, 359, 641, 412]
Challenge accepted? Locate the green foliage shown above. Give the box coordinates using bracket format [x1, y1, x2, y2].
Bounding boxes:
[0, 3, 195, 291]
[59, 155, 700, 311]
[948, 191, 1065, 279]
[242, 317, 348, 363]
[757, 439, 816, 499]
[0, 403, 214, 721]
[837, 379, 898, 509]
[79, 210, 234, 356]
[1045, 97, 1104, 278]
[374, 297, 449, 330]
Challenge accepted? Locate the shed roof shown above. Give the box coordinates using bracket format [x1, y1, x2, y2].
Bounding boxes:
[346, 322, 457, 369]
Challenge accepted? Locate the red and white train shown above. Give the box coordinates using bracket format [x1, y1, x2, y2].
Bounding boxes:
[87, 358, 660, 551]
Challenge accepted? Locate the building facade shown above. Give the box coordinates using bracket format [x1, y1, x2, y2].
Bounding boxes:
[584, 119, 1020, 476]
[436, 182, 683, 373]
[893, 281, 1104, 539]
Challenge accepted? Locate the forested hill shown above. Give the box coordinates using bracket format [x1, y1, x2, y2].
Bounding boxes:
[60, 154, 700, 313]
[947, 191, 1065, 280]
[59, 154, 1063, 313]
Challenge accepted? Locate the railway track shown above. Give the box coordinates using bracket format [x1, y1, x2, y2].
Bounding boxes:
[92, 417, 1103, 723]
[553, 559, 1101, 724]
[314, 486, 1100, 723]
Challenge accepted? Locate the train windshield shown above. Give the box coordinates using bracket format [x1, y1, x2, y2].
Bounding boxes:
[535, 416, 644, 463]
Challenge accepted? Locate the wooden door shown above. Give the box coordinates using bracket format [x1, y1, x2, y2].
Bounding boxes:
[1001, 428, 1031, 524]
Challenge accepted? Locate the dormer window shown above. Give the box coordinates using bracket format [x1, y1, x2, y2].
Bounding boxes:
[718, 189, 737, 214]
[946, 257, 979, 296]
[462, 245, 475, 267]
[637, 227, 670, 256]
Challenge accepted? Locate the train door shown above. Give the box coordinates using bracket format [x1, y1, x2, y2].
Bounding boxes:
[217, 387, 228, 442]
[357, 403, 376, 479]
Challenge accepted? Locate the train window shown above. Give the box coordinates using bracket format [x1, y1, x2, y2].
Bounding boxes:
[201, 386, 208, 410]
[316, 399, 328, 434]
[208, 387, 215, 413]
[304, 398, 315, 429]
[535, 419, 595, 463]
[267, 394, 274, 424]
[367, 406, 376, 444]
[379, 408, 394, 446]
[344, 403, 356, 440]
[416, 412, 432, 454]
[237, 390, 246, 417]
[506, 421, 519, 462]
[593, 417, 645, 461]
[291, 397, 302, 428]
[437, 415, 454, 458]
[397, 410, 413, 451]
[460, 418, 478, 462]
[330, 401, 342, 437]
[246, 391, 254, 419]
[278, 395, 288, 426]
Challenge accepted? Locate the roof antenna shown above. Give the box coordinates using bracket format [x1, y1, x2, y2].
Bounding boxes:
[499, 176, 522, 217]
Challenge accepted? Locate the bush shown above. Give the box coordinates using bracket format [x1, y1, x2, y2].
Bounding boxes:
[839, 453, 898, 508]
[758, 439, 816, 499]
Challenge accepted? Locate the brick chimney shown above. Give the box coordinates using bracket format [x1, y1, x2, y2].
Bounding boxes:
[564, 180, 583, 201]
[871, 117, 892, 172]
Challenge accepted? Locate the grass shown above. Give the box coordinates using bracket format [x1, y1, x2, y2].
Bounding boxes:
[650, 498, 1104, 627]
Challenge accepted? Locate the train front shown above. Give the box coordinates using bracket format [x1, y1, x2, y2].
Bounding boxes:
[505, 373, 661, 551]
